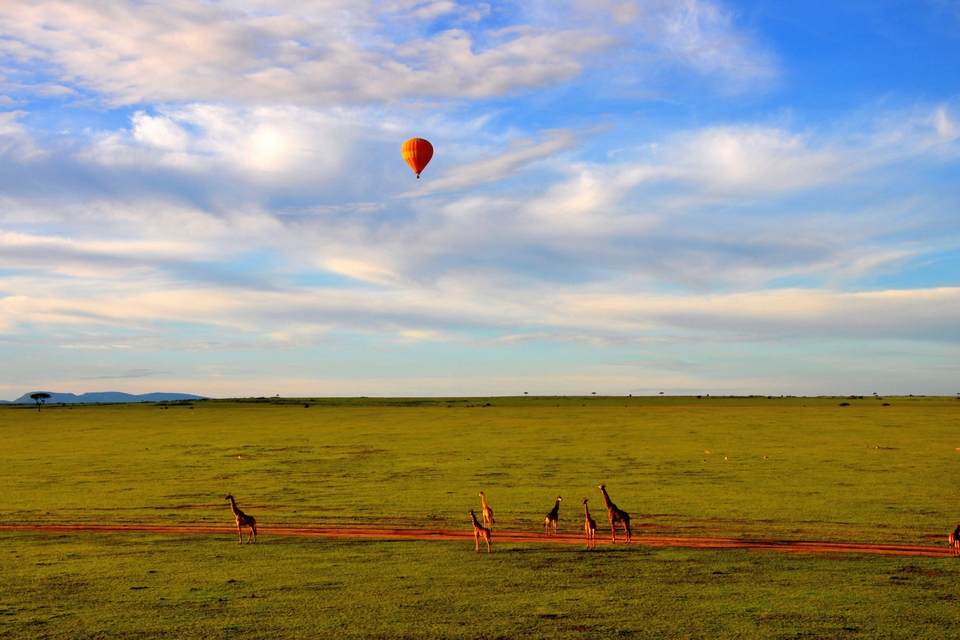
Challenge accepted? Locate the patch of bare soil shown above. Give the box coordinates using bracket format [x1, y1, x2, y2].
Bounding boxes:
[0, 524, 952, 557]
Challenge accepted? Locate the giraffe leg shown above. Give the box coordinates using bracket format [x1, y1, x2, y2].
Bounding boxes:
[237, 524, 242, 544]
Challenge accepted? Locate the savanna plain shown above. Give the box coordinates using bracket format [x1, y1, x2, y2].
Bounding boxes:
[2, 395, 960, 638]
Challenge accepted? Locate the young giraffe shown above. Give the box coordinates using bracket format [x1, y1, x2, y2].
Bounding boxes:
[582, 498, 597, 549]
[469, 509, 492, 553]
[544, 496, 562, 535]
[950, 521, 960, 556]
[598, 483, 631, 544]
[225, 494, 257, 544]
[479, 491, 495, 530]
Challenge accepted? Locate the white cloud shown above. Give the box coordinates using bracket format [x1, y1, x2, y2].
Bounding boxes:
[650, 0, 774, 80]
[0, 0, 779, 107]
[82, 105, 356, 183]
[3, 254, 960, 347]
[0, 110, 44, 160]
[0, 0, 609, 106]
[407, 1, 459, 20]
[131, 112, 190, 152]
[933, 107, 959, 141]
[518, 163, 663, 236]
[674, 126, 843, 193]
[579, 0, 776, 84]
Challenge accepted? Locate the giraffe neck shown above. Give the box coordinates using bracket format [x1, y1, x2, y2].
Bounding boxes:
[229, 497, 242, 516]
[471, 512, 483, 528]
[584, 503, 591, 519]
[601, 488, 613, 510]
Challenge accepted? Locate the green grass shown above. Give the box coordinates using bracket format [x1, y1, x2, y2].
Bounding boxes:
[3, 395, 960, 637]
[3, 395, 959, 541]
[4, 531, 960, 639]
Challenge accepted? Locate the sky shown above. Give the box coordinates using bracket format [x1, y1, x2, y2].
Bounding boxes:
[0, 0, 958, 399]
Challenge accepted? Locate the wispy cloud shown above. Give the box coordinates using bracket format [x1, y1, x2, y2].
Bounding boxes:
[401, 129, 579, 195]
[0, 0, 776, 107]
[82, 368, 167, 380]
[0, 1, 607, 105]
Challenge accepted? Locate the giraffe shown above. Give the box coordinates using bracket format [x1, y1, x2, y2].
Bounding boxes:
[469, 509, 492, 553]
[479, 491, 495, 530]
[582, 498, 597, 549]
[225, 494, 257, 544]
[950, 521, 960, 556]
[598, 483, 631, 543]
[544, 496, 562, 535]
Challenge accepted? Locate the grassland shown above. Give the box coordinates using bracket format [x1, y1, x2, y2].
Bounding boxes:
[2, 395, 960, 637]
[6, 532, 960, 639]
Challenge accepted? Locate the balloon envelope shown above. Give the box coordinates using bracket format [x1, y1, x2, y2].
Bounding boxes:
[401, 138, 433, 178]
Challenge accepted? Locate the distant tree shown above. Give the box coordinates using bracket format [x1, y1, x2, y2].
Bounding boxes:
[30, 392, 51, 412]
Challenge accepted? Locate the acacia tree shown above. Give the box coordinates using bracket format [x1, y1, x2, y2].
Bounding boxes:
[30, 392, 51, 412]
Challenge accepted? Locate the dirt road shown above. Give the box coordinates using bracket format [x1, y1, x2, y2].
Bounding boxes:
[0, 524, 952, 557]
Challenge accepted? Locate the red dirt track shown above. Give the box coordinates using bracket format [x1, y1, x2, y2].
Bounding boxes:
[0, 524, 952, 557]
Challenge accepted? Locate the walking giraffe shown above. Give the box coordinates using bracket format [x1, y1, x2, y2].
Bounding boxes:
[582, 498, 597, 549]
[544, 496, 562, 535]
[950, 521, 960, 556]
[469, 509, 492, 553]
[479, 491, 495, 530]
[598, 483, 631, 543]
[225, 494, 257, 544]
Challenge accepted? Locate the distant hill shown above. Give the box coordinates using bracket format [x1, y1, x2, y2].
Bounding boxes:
[11, 391, 207, 404]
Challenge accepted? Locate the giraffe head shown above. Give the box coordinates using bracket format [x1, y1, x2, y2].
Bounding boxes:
[599, 483, 605, 491]
[582, 498, 588, 505]
[557, 496, 563, 502]
[225, 494, 234, 501]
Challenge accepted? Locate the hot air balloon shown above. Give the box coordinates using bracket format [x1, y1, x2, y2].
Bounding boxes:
[401, 138, 433, 178]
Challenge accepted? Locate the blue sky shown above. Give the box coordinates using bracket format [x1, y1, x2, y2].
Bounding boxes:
[0, 0, 958, 398]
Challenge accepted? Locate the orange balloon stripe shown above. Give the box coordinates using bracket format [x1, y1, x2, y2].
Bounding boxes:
[401, 138, 433, 176]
